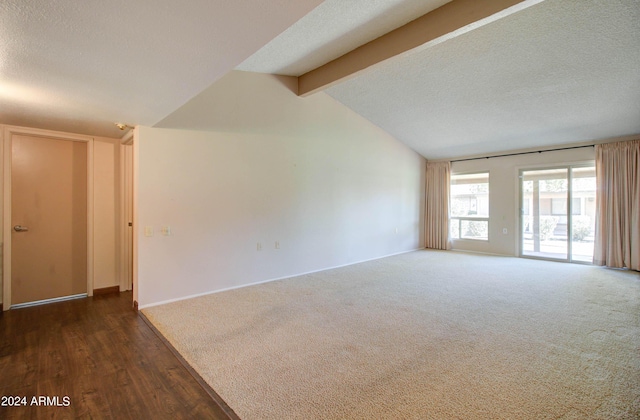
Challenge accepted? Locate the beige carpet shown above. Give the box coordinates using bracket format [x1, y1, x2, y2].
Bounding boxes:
[142, 250, 640, 419]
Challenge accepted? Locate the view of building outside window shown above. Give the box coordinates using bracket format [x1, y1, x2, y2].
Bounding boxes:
[450, 172, 489, 241]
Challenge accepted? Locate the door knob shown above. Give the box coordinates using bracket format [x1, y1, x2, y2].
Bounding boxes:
[13, 225, 28, 232]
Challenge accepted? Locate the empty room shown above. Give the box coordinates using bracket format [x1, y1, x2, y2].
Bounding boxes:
[1, 0, 639, 419]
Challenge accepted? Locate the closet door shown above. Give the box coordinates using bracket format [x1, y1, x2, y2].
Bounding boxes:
[11, 134, 87, 305]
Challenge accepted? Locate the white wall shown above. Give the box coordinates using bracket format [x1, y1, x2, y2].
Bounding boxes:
[136, 76, 425, 307]
[450, 146, 596, 256]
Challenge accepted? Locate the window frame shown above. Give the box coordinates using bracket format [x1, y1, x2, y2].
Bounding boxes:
[450, 171, 490, 242]
[519, 163, 596, 264]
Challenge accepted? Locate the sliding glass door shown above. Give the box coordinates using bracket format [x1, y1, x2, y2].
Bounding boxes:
[570, 166, 597, 262]
[521, 168, 569, 259]
[520, 165, 596, 263]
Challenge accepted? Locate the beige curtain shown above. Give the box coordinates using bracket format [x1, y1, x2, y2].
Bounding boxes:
[425, 161, 451, 250]
[594, 140, 640, 271]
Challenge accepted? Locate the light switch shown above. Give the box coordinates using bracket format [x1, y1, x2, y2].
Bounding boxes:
[161, 226, 171, 236]
[144, 226, 154, 237]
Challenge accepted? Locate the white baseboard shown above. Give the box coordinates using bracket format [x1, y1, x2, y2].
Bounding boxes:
[139, 248, 423, 310]
[450, 248, 514, 257]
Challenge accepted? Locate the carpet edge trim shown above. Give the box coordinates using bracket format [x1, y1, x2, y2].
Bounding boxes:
[138, 311, 241, 420]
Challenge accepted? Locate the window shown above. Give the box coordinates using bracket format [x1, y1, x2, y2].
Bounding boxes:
[450, 172, 489, 240]
[551, 198, 566, 215]
[551, 198, 582, 215]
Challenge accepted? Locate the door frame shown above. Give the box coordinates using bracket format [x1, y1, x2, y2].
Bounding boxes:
[119, 131, 134, 292]
[2, 125, 95, 310]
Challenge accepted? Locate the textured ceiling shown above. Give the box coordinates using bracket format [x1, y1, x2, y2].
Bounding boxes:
[5, 0, 638, 155]
[236, 0, 451, 76]
[0, 0, 322, 137]
[324, 0, 640, 159]
[233, 0, 640, 160]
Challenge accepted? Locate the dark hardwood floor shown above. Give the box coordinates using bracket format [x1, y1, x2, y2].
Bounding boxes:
[0, 292, 233, 419]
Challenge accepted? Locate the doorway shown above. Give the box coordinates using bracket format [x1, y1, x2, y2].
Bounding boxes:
[520, 164, 596, 263]
[3, 127, 94, 309]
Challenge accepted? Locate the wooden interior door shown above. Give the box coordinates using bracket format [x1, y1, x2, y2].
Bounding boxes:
[11, 134, 88, 305]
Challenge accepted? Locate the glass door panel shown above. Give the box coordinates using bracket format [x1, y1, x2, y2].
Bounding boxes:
[570, 166, 596, 262]
[521, 168, 568, 260]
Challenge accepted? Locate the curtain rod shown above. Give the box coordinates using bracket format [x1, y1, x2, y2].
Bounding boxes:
[450, 144, 595, 163]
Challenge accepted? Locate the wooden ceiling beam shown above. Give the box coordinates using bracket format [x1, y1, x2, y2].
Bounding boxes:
[298, 0, 544, 96]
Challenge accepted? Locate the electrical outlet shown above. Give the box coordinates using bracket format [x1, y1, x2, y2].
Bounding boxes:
[144, 226, 153, 237]
[161, 226, 171, 236]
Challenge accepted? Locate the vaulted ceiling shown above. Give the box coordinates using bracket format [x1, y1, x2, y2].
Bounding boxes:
[0, 0, 323, 138]
[2, 0, 639, 159]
